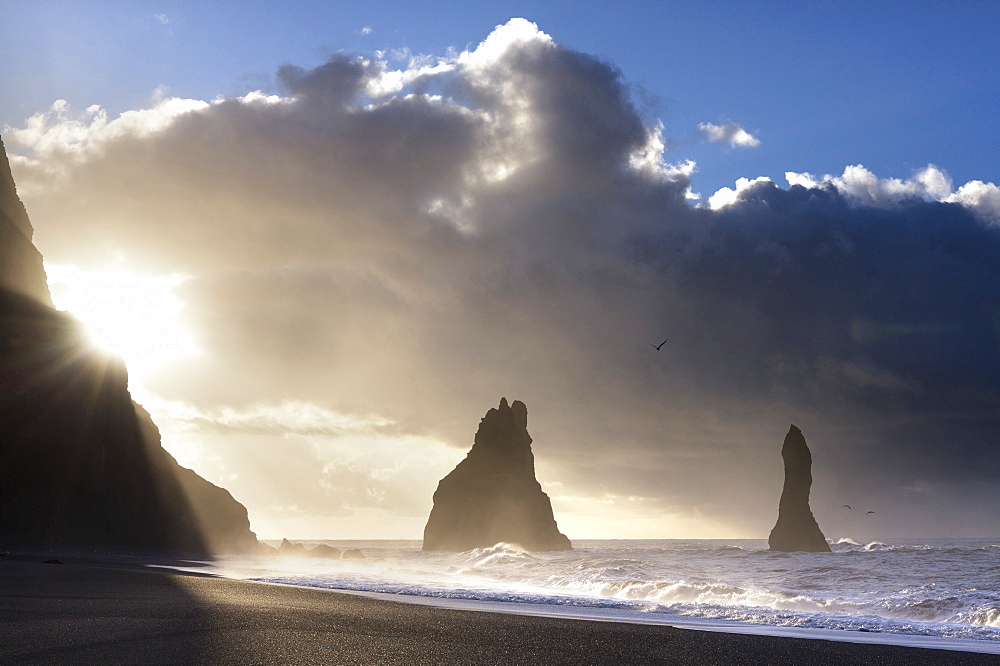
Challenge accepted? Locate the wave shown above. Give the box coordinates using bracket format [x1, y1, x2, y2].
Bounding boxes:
[210, 538, 1000, 647]
[249, 570, 999, 629]
[829, 538, 940, 553]
[454, 542, 538, 571]
[249, 571, 1000, 641]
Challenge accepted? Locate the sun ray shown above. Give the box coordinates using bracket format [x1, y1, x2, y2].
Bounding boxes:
[45, 264, 201, 383]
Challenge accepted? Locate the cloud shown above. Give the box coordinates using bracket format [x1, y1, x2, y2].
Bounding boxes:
[143, 395, 463, 537]
[174, 400, 392, 436]
[154, 13, 169, 25]
[786, 164, 950, 207]
[360, 26, 373, 36]
[707, 175, 772, 209]
[3, 97, 210, 193]
[783, 164, 1000, 226]
[947, 180, 1000, 226]
[7, 19, 1000, 538]
[698, 121, 761, 148]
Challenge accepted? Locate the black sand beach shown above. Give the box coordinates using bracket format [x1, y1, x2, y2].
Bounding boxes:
[1, 554, 996, 665]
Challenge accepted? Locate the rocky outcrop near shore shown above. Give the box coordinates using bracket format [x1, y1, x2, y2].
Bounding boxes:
[423, 398, 571, 552]
[768, 425, 831, 552]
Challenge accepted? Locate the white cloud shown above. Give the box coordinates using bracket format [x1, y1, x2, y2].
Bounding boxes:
[790, 164, 938, 206]
[4, 97, 209, 190]
[628, 120, 681, 180]
[186, 400, 392, 436]
[698, 121, 760, 148]
[785, 164, 1000, 224]
[707, 175, 772, 209]
[235, 90, 288, 106]
[365, 56, 456, 98]
[154, 13, 169, 25]
[360, 26, 373, 36]
[946, 180, 1000, 226]
[457, 17, 553, 72]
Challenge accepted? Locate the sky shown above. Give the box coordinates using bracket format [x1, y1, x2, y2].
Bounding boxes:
[2, 2, 999, 540]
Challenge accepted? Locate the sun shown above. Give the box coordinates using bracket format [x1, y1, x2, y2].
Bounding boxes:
[46, 264, 201, 378]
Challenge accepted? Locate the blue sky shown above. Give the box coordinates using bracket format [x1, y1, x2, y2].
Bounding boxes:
[2, 3, 1000, 539]
[3, 1, 998, 198]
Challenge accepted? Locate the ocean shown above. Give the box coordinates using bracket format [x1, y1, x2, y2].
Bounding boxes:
[185, 538, 1000, 655]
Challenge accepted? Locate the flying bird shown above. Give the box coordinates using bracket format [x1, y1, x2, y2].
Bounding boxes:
[648, 338, 668, 351]
[842, 505, 852, 510]
[866, 511, 875, 516]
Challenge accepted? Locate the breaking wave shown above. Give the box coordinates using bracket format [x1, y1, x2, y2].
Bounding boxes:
[196, 538, 1000, 652]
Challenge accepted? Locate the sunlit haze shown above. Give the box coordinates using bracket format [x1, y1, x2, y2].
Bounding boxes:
[46, 264, 199, 379]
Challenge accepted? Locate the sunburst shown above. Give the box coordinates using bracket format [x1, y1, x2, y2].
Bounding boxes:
[45, 264, 201, 379]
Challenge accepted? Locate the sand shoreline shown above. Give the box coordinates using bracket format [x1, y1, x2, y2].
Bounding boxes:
[1, 552, 997, 665]
[314, 585, 1000, 656]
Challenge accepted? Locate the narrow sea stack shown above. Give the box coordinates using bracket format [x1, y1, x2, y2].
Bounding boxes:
[423, 398, 571, 552]
[0, 135, 260, 555]
[767, 425, 831, 552]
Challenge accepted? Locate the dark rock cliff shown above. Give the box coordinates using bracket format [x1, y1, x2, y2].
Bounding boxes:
[0, 138, 51, 306]
[767, 424, 831, 552]
[423, 398, 571, 552]
[0, 135, 260, 555]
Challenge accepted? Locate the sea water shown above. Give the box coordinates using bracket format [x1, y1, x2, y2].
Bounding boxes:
[185, 538, 1000, 654]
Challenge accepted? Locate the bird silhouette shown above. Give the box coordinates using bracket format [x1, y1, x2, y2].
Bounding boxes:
[648, 338, 668, 351]
[866, 511, 875, 516]
[842, 505, 852, 510]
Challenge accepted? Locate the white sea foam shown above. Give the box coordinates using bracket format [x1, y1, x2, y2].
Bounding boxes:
[182, 538, 1000, 653]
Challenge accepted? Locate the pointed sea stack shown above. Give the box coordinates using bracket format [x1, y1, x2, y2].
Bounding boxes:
[0, 134, 260, 555]
[768, 425, 831, 552]
[423, 398, 571, 552]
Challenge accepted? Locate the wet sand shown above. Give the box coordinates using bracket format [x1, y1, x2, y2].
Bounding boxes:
[0, 554, 996, 665]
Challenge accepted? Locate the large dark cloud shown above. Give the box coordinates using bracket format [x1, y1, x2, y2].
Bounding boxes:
[657, 183, 1000, 410]
[635, 181, 1000, 533]
[7, 20, 999, 538]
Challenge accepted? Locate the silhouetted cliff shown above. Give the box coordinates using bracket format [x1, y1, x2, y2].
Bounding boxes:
[423, 398, 571, 552]
[767, 425, 831, 552]
[0, 135, 260, 554]
[0, 138, 51, 306]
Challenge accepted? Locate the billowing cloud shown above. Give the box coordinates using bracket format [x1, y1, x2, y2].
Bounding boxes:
[707, 175, 773, 209]
[5, 19, 1000, 539]
[784, 165, 1000, 226]
[698, 121, 761, 148]
[947, 180, 1000, 225]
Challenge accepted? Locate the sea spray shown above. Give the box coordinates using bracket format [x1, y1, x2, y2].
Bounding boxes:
[183, 538, 1000, 653]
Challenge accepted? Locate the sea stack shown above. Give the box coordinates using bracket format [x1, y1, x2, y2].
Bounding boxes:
[0, 135, 260, 555]
[423, 398, 572, 552]
[768, 425, 831, 552]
